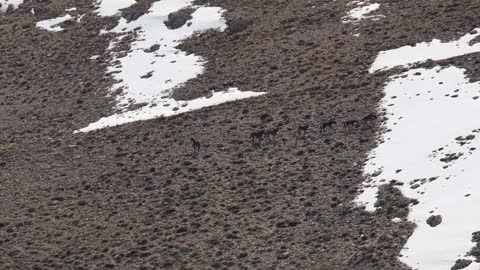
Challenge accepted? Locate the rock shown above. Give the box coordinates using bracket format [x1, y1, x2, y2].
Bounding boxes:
[410, 199, 419, 205]
[31, 7, 50, 16]
[140, 71, 153, 79]
[105, 20, 119, 31]
[164, 9, 193, 29]
[410, 183, 420, 189]
[5, 4, 14, 14]
[276, 220, 300, 228]
[259, 113, 273, 123]
[348, 249, 373, 265]
[371, 169, 382, 177]
[127, 102, 149, 111]
[226, 18, 252, 34]
[471, 231, 480, 242]
[144, 44, 160, 53]
[58, 20, 75, 29]
[451, 259, 472, 270]
[51, 196, 64, 202]
[277, 251, 290, 260]
[426, 215, 442, 227]
[125, 11, 145, 22]
[238, 252, 248, 259]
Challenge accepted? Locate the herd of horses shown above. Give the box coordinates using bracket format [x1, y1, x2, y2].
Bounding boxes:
[191, 113, 378, 152]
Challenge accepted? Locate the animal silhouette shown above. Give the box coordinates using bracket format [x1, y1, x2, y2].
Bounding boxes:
[264, 127, 279, 140]
[250, 130, 265, 142]
[298, 124, 309, 137]
[321, 120, 336, 131]
[343, 119, 359, 129]
[191, 137, 201, 153]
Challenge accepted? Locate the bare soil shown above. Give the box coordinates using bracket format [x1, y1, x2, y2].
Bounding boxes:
[1, 0, 480, 269]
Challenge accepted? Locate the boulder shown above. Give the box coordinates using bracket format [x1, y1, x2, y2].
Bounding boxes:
[426, 215, 442, 227]
[227, 18, 252, 34]
[164, 9, 193, 29]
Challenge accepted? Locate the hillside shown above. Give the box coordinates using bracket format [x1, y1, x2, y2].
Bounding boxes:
[1, 0, 480, 269]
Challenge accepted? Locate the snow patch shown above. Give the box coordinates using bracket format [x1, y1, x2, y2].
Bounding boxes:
[370, 29, 480, 72]
[391, 217, 402, 223]
[94, 0, 136, 17]
[356, 66, 480, 270]
[77, 88, 265, 133]
[78, 0, 265, 132]
[36, 14, 73, 32]
[0, 0, 23, 12]
[343, 1, 382, 23]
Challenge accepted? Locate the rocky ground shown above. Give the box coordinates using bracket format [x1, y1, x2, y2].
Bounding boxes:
[1, 0, 480, 269]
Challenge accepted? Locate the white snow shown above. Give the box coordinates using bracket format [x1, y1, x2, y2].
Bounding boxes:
[370, 29, 480, 72]
[101, 0, 226, 109]
[78, 88, 265, 132]
[94, 0, 136, 17]
[0, 0, 23, 12]
[343, 2, 381, 23]
[391, 217, 402, 223]
[78, 0, 266, 132]
[36, 14, 73, 32]
[77, 14, 85, 23]
[356, 66, 480, 270]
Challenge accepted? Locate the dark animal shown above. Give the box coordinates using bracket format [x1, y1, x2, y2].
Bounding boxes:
[191, 137, 200, 153]
[264, 127, 279, 140]
[298, 124, 309, 137]
[321, 120, 337, 131]
[362, 114, 378, 125]
[250, 130, 265, 142]
[343, 119, 359, 129]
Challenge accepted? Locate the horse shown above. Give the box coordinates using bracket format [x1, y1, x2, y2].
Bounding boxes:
[250, 130, 265, 142]
[343, 119, 359, 129]
[321, 120, 336, 131]
[298, 124, 309, 137]
[191, 137, 201, 153]
[264, 127, 279, 140]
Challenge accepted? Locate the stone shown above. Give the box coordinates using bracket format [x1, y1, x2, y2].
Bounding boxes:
[144, 44, 160, 53]
[164, 9, 193, 29]
[226, 18, 252, 34]
[426, 215, 442, 227]
[451, 259, 472, 270]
